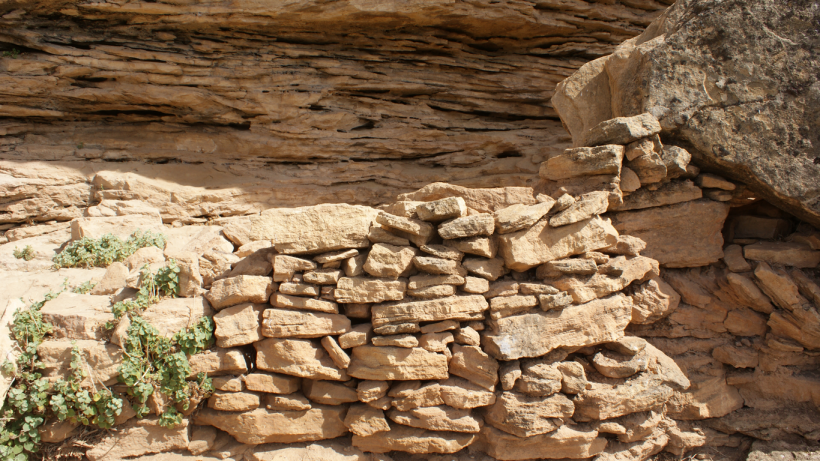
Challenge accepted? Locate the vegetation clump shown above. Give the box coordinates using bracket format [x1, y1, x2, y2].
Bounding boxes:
[12, 246, 35, 261]
[53, 230, 165, 268]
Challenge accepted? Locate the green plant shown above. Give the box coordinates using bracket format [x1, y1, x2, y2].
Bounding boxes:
[1, 49, 20, 59]
[76, 142, 84, 149]
[110, 261, 179, 321]
[12, 246, 34, 261]
[71, 281, 96, 294]
[53, 230, 165, 268]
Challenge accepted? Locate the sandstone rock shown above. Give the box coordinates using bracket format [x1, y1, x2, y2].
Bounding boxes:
[314, 249, 359, 264]
[573, 375, 673, 422]
[439, 376, 496, 409]
[388, 405, 480, 433]
[667, 374, 744, 421]
[449, 344, 499, 390]
[214, 302, 264, 348]
[339, 324, 373, 349]
[420, 320, 460, 334]
[368, 224, 411, 247]
[416, 197, 468, 222]
[279, 282, 320, 297]
[123, 246, 166, 271]
[613, 180, 703, 212]
[744, 241, 820, 269]
[787, 224, 820, 250]
[419, 244, 464, 261]
[195, 406, 347, 445]
[723, 244, 752, 272]
[497, 216, 618, 271]
[263, 394, 310, 412]
[601, 235, 648, 258]
[754, 262, 809, 312]
[563, 256, 659, 304]
[489, 295, 538, 320]
[372, 334, 419, 348]
[462, 276, 490, 294]
[208, 391, 260, 412]
[206, 275, 273, 310]
[499, 361, 521, 391]
[376, 212, 434, 247]
[662, 146, 692, 179]
[343, 253, 368, 277]
[438, 214, 495, 240]
[89, 261, 129, 295]
[357, 380, 389, 403]
[520, 283, 560, 295]
[390, 382, 444, 411]
[40, 292, 114, 341]
[188, 425, 217, 456]
[255, 338, 347, 381]
[485, 391, 573, 437]
[485, 280, 520, 298]
[630, 279, 681, 324]
[725, 273, 774, 314]
[713, 345, 759, 369]
[236, 240, 272, 258]
[444, 236, 497, 258]
[271, 293, 338, 314]
[624, 136, 667, 184]
[538, 258, 598, 279]
[39, 419, 78, 444]
[212, 376, 243, 392]
[478, 425, 607, 461]
[272, 255, 317, 282]
[39, 340, 122, 385]
[540, 145, 624, 180]
[320, 336, 351, 369]
[397, 183, 537, 214]
[483, 294, 633, 360]
[407, 274, 464, 290]
[725, 307, 768, 336]
[334, 277, 406, 304]
[494, 201, 555, 234]
[585, 113, 661, 147]
[303, 379, 359, 405]
[244, 373, 301, 394]
[70, 215, 165, 242]
[262, 309, 350, 338]
[419, 332, 454, 353]
[412, 256, 465, 276]
[454, 327, 480, 346]
[86, 416, 189, 461]
[592, 351, 649, 378]
[251, 204, 377, 254]
[696, 173, 736, 191]
[348, 346, 448, 381]
[189, 349, 248, 377]
[407, 284, 456, 299]
[549, 191, 609, 227]
[345, 404, 391, 437]
[611, 200, 730, 267]
[516, 359, 563, 397]
[620, 167, 641, 193]
[352, 423, 476, 454]
[557, 361, 589, 394]
[303, 269, 343, 284]
[371, 295, 488, 329]
[364, 243, 418, 279]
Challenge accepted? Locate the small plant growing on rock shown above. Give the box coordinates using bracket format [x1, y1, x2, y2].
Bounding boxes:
[1, 49, 20, 59]
[53, 230, 166, 268]
[71, 280, 96, 294]
[12, 245, 35, 261]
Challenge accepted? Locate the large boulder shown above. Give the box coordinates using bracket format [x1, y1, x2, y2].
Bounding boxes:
[552, 0, 820, 227]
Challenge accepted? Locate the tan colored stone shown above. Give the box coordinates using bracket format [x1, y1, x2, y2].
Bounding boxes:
[388, 405, 480, 433]
[363, 243, 417, 279]
[212, 376, 243, 392]
[372, 295, 487, 328]
[320, 336, 350, 369]
[520, 283, 560, 295]
[565, 256, 660, 304]
[498, 216, 618, 271]
[462, 257, 507, 281]
[592, 351, 648, 379]
[196, 406, 347, 445]
[667, 374, 744, 420]
[339, 324, 373, 349]
[303, 269, 343, 284]
[540, 145, 624, 180]
[343, 303, 371, 319]
[407, 274, 464, 290]
[235, 240, 272, 258]
[39, 419, 79, 444]
[412, 256, 465, 276]
[39, 340, 121, 385]
[419, 243, 464, 262]
[723, 244, 752, 272]
[611, 200, 730, 268]
[484, 280, 519, 298]
[478, 425, 607, 461]
[255, 338, 347, 381]
[725, 272, 774, 314]
[624, 136, 667, 184]
[754, 262, 809, 311]
[86, 416, 189, 461]
[372, 334, 419, 348]
[462, 276, 490, 293]
[407, 284, 456, 299]
[397, 183, 537, 214]
[189, 349, 248, 377]
[436, 376, 495, 410]
[251, 204, 377, 254]
[416, 197, 468, 222]
[244, 373, 301, 394]
[345, 403, 391, 437]
[444, 236, 497, 258]
[88, 262, 129, 295]
[725, 308, 768, 336]
[348, 346, 448, 380]
[208, 391, 260, 411]
[696, 173, 736, 191]
[557, 361, 588, 394]
[449, 344, 498, 390]
[486, 391, 574, 437]
[206, 275, 273, 310]
[270, 293, 338, 314]
[357, 380, 389, 402]
[538, 292, 573, 311]
[272, 255, 317, 282]
[368, 224, 411, 246]
[303, 379, 358, 405]
[745, 241, 820, 268]
[123, 246, 166, 272]
[489, 295, 538, 320]
[438, 214, 495, 240]
[352, 422, 477, 454]
[484, 294, 633, 360]
[265, 393, 311, 411]
[40, 292, 114, 341]
[187, 425, 217, 456]
[214, 302, 264, 348]
[713, 345, 758, 368]
[262, 309, 350, 338]
[629, 279, 680, 324]
[333, 277, 406, 304]
[279, 282, 320, 297]
[550, 191, 609, 228]
[419, 331, 454, 352]
[494, 201, 555, 234]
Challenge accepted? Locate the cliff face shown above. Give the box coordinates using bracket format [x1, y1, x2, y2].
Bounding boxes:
[0, 0, 671, 223]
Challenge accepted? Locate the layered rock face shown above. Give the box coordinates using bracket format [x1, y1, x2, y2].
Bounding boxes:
[551, 0, 820, 227]
[0, 0, 670, 224]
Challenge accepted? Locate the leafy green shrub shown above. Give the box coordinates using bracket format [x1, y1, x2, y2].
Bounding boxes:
[71, 281, 96, 294]
[12, 246, 35, 261]
[53, 230, 166, 268]
[1, 49, 20, 59]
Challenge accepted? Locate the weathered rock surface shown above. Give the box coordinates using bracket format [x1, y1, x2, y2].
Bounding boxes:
[251, 205, 377, 254]
[347, 346, 448, 381]
[195, 406, 347, 445]
[352, 423, 476, 454]
[255, 338, 348, 381]
[478, 425, 608, 460]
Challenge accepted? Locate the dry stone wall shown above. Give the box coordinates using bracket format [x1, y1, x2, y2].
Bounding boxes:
[9, 108, 818, 460]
